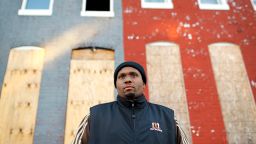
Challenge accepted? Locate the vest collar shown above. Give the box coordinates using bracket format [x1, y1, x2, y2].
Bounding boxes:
[117, 95, 147, 109]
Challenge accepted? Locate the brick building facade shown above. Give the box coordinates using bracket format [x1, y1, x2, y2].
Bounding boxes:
[0, 0, 255, 143]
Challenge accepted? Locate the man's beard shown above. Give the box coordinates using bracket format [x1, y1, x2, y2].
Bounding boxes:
[125, 92, 136, 100]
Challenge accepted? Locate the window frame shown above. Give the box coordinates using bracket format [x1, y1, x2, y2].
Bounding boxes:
[251, 0, 256, 10]
[80, 0, 114, 17]
[18, 0, 54, 16]
[141, 0, 173, 9]
[197, 0, 229, 10]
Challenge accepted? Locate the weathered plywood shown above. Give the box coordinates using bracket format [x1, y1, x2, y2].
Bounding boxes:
[146, 42, 192, 142]
[209, 43, 256, 144]
[64, 49, 115, 144]
[72, 48, 114, 60]
[0, 47, 45, 144]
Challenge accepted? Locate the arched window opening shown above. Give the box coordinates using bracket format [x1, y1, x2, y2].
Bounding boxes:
[209, 43, 256, 143]
[146, 41, 192, 142]
[64, 47, 115, 144]
[0, 46, 45, 144]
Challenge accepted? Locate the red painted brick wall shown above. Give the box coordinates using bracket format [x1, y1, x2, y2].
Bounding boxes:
[122, 0, 256, 143]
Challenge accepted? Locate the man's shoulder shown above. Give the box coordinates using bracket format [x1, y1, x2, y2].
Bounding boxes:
[89, 101, 117, 118]
[90, 101, 116, 110]
[148, 102, 174, 114]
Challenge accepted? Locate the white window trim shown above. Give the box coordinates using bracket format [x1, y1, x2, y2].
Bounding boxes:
[141, 0, 173, 9]
[13, 46, 43, 50]
[147, 41, 178, 47]
[80, 0, 114, 17]
[198, 0, 229, 10]
[251, 0, 256, 10]
[209, 42, 237, 47]
[18, 0, 54, 16]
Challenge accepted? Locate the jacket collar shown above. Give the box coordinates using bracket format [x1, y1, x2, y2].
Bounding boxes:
[117, 94, 147, 109]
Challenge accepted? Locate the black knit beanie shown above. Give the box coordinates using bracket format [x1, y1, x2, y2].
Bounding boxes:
[114, 61, 147, 87]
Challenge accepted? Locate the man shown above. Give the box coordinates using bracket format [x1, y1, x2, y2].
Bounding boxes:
[72, 61, 190, 144]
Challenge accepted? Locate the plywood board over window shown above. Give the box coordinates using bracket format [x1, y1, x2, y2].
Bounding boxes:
[209, 43, 256, 144]
[64, 48, 115, 144]
[0, 47, 45, 144]
[146, 42, 192, 142]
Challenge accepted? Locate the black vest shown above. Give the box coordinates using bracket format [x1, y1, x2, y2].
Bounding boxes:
[88, 96, 176, 144]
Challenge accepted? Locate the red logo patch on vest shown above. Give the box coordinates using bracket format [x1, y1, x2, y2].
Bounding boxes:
[150, 122, 162, 132]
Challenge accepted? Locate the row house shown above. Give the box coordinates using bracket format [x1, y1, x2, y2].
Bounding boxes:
[0, 0, 255, 143]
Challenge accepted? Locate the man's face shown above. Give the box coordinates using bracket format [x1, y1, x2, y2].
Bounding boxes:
[116, 67, 145, 98]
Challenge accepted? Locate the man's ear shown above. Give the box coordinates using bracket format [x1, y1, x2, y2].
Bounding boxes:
[143, 83, 146, 90]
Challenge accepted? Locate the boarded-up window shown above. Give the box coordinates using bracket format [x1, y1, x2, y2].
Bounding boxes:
[0, 47, 45, 144]
[64, 48, 115, 144]
[209, 43, 256, 143]
[146, 42, 192, 142]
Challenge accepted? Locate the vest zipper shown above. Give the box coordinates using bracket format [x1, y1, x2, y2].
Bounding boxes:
[131, 102, 136, 144]
[131, 102, 135, 129]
